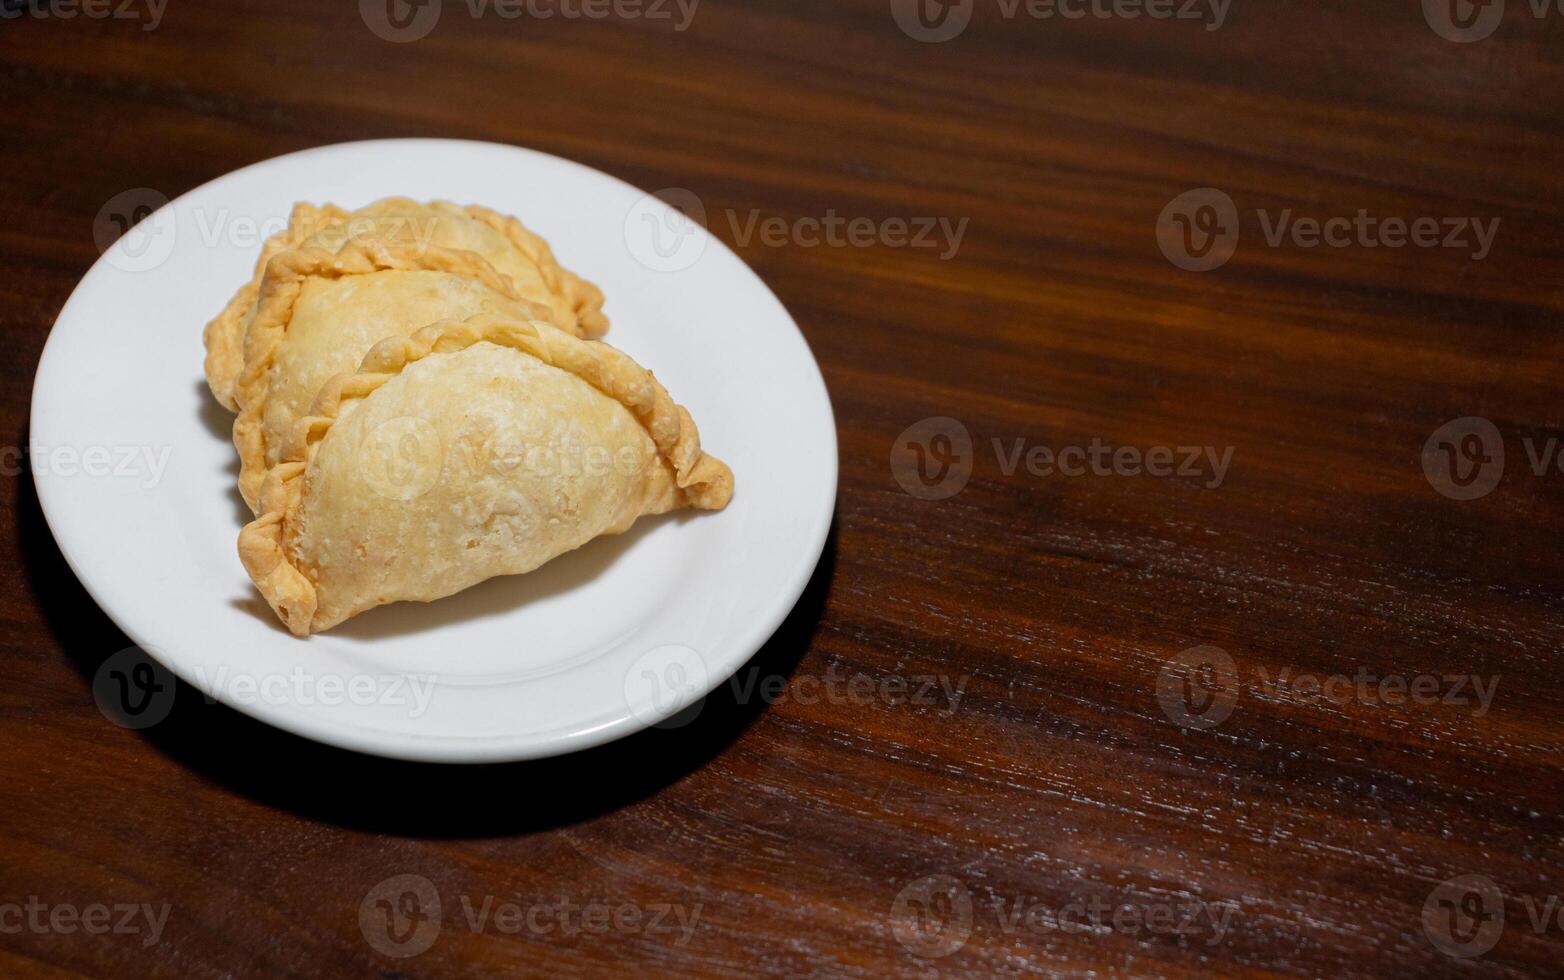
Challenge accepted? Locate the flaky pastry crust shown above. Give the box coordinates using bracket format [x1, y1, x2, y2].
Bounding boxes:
[202, 199, 607, 411]
[238, 313, 733, 635]
[231, 235, 556, 511]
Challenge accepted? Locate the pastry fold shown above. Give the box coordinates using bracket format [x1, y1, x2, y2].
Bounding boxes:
[237, 313, 733, 636]
[230, 235, 560, 512]
[203, 199, 607, 411]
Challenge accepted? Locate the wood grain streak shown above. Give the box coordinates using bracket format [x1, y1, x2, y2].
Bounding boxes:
[2, 0, 1563, 976]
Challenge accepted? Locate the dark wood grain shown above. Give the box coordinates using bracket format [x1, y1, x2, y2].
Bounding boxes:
[4, 0, 1564, 975]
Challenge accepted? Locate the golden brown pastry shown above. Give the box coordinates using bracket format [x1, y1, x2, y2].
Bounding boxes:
[229, 235, 571, 511]
[238, 313, 733, 635]
[203, 198, 607, 411]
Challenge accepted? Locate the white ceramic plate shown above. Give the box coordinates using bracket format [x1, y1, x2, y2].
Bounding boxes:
[31, 139, 836, 762]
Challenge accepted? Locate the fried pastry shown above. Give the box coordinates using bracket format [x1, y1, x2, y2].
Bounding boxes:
[203, 198, 607, 411]
[238, 313, 733, 635]
[229, 235, 566, 511]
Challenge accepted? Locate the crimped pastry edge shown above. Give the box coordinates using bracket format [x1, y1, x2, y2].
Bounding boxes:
[238, 312, 733, 635]
[230, 234, 551, 512]
[201, 199, 609, 410]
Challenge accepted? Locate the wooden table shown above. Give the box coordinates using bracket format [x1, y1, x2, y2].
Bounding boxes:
[4, 1, 1562, 976]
